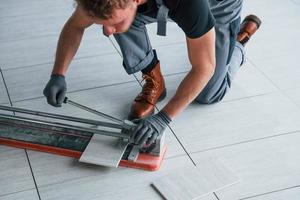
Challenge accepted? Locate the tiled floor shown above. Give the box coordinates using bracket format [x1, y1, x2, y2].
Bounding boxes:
[1, 0, 300, 199]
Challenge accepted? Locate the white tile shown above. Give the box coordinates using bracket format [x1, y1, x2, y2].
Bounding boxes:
[152, 158, 238, 200]
[0, 146, 35, 196]
[166, 92, 300, 153]
[37, 156, 195, 200]
[0, 0, 69, 18]
[250, 187, 300, 200]
[189, 132, 300, 200]
[3, 53, 134, 102]
[0, 75, 9, 105]
[0, 0, 73, 41]
[250, 53, 300, 90]
[285, 87, 300, 108]
[0, 189, 39, 200]
[242, 0, 300, 61]
[0, 30, 115, 70]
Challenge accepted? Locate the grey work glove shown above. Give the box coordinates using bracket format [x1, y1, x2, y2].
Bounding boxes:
[130, 111, 172, 147]
[43, 74, 67, 107]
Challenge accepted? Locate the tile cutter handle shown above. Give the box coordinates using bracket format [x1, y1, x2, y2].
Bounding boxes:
[63, 97, 136, 130]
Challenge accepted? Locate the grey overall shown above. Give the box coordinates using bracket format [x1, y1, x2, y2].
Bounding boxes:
[113, 0, 245, 104]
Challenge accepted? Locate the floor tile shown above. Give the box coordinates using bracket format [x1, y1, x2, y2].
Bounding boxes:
[164, 92, 300, 153]
[0, 0, 73, 41]
[284, 87, 300, 108]
[0, 74, 9, 105]
[189, 132, 300, 200]
[36, 156, 224, 200]
[0, 146, 35, 196]
[0, 30, 115, 70]
[243, 0, 300, 61]
[0, 189, 39, 200]
[250, 53, 300, 90]
[152, 158, 238, 200]
[3, 52, 133, 102]
[250, 186, 300, 200]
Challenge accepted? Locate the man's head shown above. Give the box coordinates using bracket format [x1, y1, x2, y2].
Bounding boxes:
[76, 0, 144, 35]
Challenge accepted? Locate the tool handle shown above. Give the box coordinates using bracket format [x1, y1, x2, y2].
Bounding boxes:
[63, 97, 125, 125]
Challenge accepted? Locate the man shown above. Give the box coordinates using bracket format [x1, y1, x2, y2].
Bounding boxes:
[43, 0, 261, 148]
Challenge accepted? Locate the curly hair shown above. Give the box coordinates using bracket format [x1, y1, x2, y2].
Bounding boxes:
[75, 0, 131, 19]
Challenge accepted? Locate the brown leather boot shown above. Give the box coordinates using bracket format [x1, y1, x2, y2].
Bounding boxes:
[128, 62, 166, 120]
[237, 15, 262, 46]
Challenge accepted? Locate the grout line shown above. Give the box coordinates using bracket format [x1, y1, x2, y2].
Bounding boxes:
[213, 192, 221, 200]
[165, 129, 300, 161]
[247, 57, 300, 111]
[189, 129, 300, 155]
[108, 35, 198, 166]
[0, 67, 42, 200]
[238, 185, 300, 200]
[0, 188, 36, 198]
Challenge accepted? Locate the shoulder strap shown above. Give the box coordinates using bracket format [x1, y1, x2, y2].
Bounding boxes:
[155, 0, 169, 36]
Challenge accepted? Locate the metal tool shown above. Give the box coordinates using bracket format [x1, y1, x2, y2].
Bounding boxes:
[0, 98, 167, 169]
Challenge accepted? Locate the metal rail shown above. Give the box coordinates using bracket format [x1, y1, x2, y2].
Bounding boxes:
[0, 113, 130, 139]
[0, 105, 124, 129]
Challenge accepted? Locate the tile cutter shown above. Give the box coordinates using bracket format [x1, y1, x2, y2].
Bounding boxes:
[0, 98, 167, 171]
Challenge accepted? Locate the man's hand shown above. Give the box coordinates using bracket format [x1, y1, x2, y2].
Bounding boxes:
[43, 74, 67, 107]
[130, 111, 171, 147]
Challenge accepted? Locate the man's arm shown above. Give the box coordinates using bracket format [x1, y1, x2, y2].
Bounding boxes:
[43, 6, 94, 107]
[52, 6, 94, 75]
[131, 28, 216, 147]
[162, 27, 216, 119]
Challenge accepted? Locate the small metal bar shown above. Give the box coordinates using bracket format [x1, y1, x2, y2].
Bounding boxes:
[0, 105, 123, 129]
[64, 98, 124, 125]
[0, 114, 130, 139]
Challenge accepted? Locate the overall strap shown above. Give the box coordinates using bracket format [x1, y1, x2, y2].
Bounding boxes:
[155, 0, 169, 36]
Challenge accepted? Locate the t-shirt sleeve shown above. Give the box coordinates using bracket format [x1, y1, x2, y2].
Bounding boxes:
[168, 0, 215, 39]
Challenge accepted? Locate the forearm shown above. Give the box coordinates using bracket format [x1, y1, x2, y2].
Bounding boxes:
[162, 67, 214, 119]
[52, 22, 84, 75]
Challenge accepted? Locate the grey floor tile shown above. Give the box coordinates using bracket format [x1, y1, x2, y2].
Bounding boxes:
[249, 186, 300, 200]
[0, 29, 115, 70]
[0, 0, 69, 18]
[284, 87, 300, 108]
[243, 0, 300, 61]
[3, 53, 133, 102]
[36, 156, 220, 200]
[152, 158, 238, 200]
[0, 0, 73, 41]
[0, 75, 10, 105]
[164, 92, 300, 153]
[250, 53, 300, 90]
[0, 146, 35, 196]
[189, 131, 300, 200]
[0, 189, 39, 200]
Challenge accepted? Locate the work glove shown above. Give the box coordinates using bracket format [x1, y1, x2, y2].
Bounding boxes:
[43, 74, 67, 107]
[130, 110, 172, 148]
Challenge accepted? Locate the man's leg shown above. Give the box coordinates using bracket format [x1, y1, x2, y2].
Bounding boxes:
[195, 0, 245, 104]
[113, 14, 166, 120]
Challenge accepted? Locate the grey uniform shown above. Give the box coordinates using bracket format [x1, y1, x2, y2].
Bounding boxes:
[113, 0, 245, 104]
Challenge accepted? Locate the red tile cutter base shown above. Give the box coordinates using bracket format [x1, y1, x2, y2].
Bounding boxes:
[0, 98, 167, 171]
[0, 137, 167, 171]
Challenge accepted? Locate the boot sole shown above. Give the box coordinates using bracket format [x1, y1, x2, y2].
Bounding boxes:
[244, 15, 262, 29]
